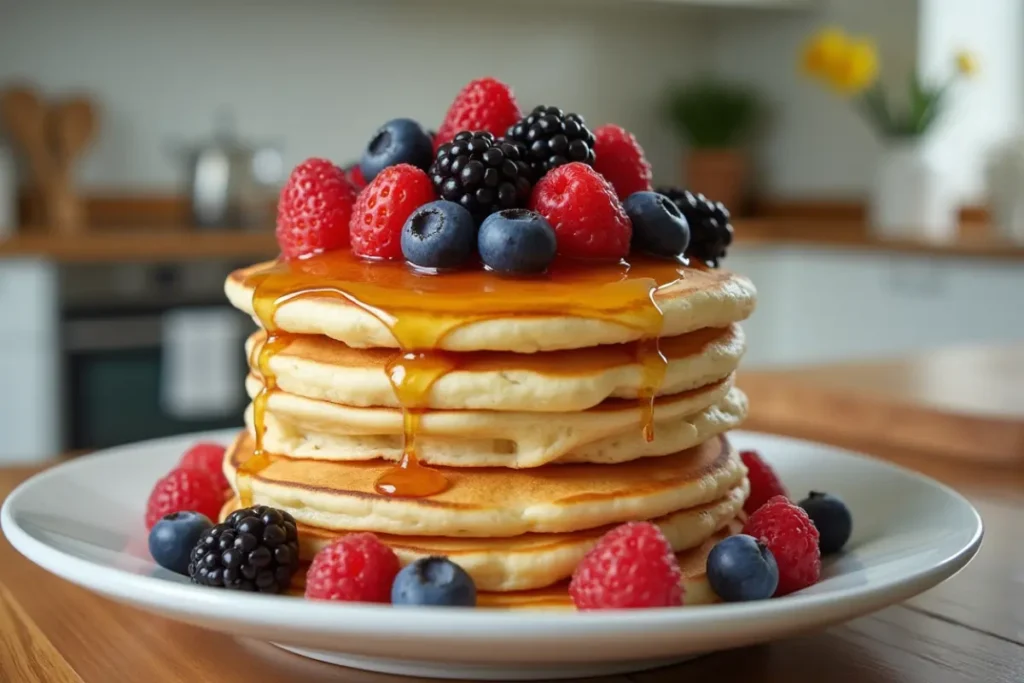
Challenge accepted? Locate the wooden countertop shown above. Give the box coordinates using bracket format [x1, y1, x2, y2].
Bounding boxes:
[740, 343, 1024, 466]
[1, 344, 1022, 682]
[2, 219, 1023, 263]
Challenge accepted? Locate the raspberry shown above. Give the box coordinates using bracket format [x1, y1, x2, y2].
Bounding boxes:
[145, 468, 224, 530]
[343, 163, 367, 190]
[435, 77, 522, 148]
[305, 533, 400, 603]
[350, 164, 436, 260]
[276, 158, 357, 260]
[593, 124, 653, 200]
[528, 162, 632, 260]
[743, 495, 821, 596]
[178, 442, 229, 493]
[740, 449, 788, 515]
[569, 522, 683, 610]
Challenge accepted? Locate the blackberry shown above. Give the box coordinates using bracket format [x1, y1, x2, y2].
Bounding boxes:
[429, 131, 532, 223]
[506, 105, 596, 175]
[656, 187, 733, 267]
[188, 505, 300, 593]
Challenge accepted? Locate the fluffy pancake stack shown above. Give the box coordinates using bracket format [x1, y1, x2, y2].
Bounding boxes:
[222, 254, 757, 608]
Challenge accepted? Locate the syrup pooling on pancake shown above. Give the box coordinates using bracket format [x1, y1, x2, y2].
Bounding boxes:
[242, 251, 691, 497]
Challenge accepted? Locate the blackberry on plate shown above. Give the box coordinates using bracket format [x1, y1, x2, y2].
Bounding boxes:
[188, 505, 300, 593]
[506, 105, 596, 175]
[656, 187, 733, 267]
[429, 131, 532, 223]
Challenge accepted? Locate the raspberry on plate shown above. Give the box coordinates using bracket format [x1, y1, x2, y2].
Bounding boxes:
[144, 467, 224, 530]
[569, 521, 683, 610]
[350, 164, 436, 260]
[528, 162, 632, 260]
[740, 449, 788, 515]
[305, 533, 400, 603]
[178, 442, 229, 493]
[276, 158, 357, 260]
[743, 495, 821, 596]
[435, 77, 522, 148]
[593, 124, 653, 200]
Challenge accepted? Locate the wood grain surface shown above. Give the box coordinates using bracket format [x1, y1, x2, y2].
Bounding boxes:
[1, 356, 1023, 681]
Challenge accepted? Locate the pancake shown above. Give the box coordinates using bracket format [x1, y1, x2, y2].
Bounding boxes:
[245, 324, 746, 412]
[224, 256, 757, 353]
[284, 519, 744, 608]
[221, 480, 746, 592]
[244, 369, 745, 466]
[223, 431, 746, 537]
[246, 384, 747, 468]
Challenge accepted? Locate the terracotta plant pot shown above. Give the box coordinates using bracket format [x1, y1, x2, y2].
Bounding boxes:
[684, 149, 749, 215]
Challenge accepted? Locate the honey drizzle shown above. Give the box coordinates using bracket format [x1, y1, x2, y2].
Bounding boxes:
[239, 252, 687, 499]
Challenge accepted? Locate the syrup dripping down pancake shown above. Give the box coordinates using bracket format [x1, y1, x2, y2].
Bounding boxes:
[245, 383, 747, 468]
[222, 431, 746, 538]
[243, 324, 746, 412]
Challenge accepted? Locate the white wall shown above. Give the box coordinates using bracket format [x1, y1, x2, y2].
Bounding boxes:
[0, 0, 714, 192]
[708, 0, 920, 198]
[917, 0, 1024, 203]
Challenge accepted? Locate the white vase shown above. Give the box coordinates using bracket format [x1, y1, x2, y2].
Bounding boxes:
[869, 141, 956, 241]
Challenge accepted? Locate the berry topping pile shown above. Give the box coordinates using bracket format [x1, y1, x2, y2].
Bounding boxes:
[569, 521, 683, 610]
[190, 505, 301, 593]
[272, 76, 738, 272]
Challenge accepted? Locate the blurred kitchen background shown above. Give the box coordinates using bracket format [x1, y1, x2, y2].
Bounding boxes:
[0, 0, 1022, 462]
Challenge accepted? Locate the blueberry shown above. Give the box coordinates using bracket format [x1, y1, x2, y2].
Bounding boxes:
[706, 534, 779, 602]
[478, 209, 557, 274]
[799, 491, 852, 555]
[391, 557, 476, 607]
[625, 191, 691, 258]
[149, 511, 213, 576]
[360, 118, 433, 182]
[401, 200, 476, 270]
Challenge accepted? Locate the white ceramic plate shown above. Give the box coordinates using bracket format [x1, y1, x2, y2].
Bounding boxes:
[2, 430, 981, 680]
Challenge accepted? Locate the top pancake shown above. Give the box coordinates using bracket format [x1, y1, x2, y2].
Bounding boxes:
[225, 254, 756, 353]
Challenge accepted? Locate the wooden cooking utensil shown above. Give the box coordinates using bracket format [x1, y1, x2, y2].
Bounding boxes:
[47, 97, 97, 234]
[0, 86, 53, 222]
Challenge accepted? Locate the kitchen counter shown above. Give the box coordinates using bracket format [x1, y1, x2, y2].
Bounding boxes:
[2, 219, 1023, 263]
[740, 343, 1024, 466]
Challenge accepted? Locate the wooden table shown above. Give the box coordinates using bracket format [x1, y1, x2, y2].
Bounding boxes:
[2, 348, 1023, 682]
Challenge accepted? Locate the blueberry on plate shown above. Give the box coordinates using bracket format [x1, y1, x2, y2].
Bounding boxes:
[799, 491, 853, 555]
[625, 191, 690, 258]
[478, 209, 557, 274]
[706, 534, 779, 602]
[148, 511, 213, 576]
[360, 118, 434, 182]
[391, 556, 477, 607]
[401, 200, 477, 270]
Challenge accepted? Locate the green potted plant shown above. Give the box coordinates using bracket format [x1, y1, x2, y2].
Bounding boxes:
[663, 78, 760, 214]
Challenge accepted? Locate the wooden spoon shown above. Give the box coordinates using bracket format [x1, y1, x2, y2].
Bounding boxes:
[0, 86, 53, 221]
[47, 96, 97, 233]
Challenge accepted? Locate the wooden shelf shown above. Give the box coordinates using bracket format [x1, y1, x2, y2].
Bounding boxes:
[1, 218, 1022, 264]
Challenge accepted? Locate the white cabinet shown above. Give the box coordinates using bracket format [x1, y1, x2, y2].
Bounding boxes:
[729, 246, 1024, 368]
[0, 259, 59, 462]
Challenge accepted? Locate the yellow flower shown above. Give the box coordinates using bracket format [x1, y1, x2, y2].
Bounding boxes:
[801, 27, 850, 80]
[956, 50, 978, 77]
[827, 39, 879, 95]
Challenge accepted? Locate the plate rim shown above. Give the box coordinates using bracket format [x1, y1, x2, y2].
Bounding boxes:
[0, 429, 984, 642]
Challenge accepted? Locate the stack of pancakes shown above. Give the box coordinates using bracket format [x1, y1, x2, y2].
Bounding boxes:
[222, 257, 757, 608]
